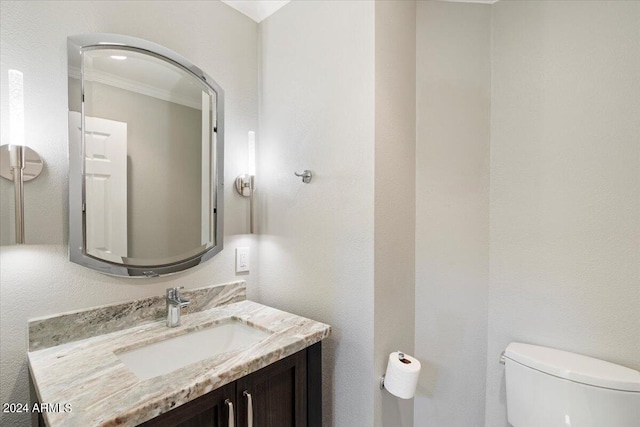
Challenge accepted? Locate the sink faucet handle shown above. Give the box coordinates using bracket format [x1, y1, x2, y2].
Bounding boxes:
[166, 286, 185, 299]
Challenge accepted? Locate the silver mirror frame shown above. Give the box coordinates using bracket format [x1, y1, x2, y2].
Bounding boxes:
[67, 34, 224, 277]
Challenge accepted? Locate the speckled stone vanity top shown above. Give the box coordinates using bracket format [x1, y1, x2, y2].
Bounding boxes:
[27, 282, 330, 427]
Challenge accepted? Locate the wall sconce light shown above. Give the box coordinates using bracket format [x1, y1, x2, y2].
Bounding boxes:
[0, 70, 43, 244]
[235, 131, 255, 233]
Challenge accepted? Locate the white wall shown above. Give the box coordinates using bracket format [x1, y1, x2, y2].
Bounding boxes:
[374, 2, 416, 427]
[486, 1, 640, 426]
[0, 2, 258, 426]
[257, 1, 375, 425]
[414, 2, 491, 426]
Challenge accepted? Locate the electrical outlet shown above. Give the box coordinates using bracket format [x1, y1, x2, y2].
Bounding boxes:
[236, 247, 250, 273]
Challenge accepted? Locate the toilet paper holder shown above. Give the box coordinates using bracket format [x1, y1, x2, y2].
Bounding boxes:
[379, 351, 406, 390]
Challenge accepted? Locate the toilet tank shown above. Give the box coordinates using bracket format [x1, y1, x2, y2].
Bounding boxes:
[504, 343, 640, 427]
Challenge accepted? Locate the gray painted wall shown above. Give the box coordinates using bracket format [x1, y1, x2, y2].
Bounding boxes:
[257, 1, 375, 425]
[374, 2, 416, 427]
[415, 2, 639, 426]
[414, 2, 491, 426]
[486, 1, 640, 425]
[258, 3, 419, 426]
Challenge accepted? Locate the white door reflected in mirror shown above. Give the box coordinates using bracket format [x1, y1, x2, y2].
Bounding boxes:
[70, 112, 128, 263]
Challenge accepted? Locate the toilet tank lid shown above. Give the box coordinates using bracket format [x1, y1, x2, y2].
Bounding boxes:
[504, 343, 640, 392]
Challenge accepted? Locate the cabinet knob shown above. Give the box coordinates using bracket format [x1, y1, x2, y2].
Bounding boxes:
[243, 390, 253, 427]
[224, 399, 234, 427]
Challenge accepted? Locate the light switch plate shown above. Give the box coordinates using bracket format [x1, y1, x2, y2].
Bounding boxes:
[236, 247, 250, 273]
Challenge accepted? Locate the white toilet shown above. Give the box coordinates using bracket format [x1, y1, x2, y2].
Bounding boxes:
[503, 342, 640, 427]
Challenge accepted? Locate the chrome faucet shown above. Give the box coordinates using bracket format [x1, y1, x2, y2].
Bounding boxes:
[166, 287, 190, 327]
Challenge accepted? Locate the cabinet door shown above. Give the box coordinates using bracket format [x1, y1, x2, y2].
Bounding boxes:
[139, 382, 236, 427]
[236, 350, 307, 427]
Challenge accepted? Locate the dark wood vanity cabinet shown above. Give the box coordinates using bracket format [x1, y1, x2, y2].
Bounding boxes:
[140, 383, 235, 427]
[235, 346, 306, 427]
[140, 343, 321, 427]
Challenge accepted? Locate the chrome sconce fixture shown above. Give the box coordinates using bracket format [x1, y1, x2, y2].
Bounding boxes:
[235, 131, 256, 233]
[0, 70, 44, 244]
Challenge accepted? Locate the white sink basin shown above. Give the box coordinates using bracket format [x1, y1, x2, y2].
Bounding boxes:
[116, 320, 271, 380]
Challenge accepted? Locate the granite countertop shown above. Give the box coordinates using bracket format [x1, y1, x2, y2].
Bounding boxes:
[27, 282, 330, 427]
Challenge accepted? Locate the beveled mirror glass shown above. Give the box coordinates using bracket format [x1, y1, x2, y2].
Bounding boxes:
[68, 34, 224, 277]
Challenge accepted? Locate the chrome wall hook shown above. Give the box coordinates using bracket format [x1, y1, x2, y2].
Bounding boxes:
[294, 170, 312, 184]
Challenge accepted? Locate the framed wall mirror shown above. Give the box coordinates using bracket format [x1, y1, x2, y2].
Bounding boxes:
[68, 34, 224, 277]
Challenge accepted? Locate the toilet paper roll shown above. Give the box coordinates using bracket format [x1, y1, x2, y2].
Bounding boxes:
[384, 351, 421, 399]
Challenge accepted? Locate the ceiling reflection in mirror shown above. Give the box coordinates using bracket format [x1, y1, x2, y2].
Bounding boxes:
[68, 35, 224, 277]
